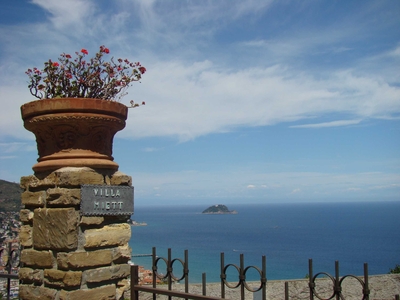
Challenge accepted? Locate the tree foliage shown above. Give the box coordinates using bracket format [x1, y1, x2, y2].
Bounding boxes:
[389, 264, 400, 274]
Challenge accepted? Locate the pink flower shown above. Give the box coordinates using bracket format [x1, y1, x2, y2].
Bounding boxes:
[99, 46, 110, 54]
[26, 45, 146, 102]
[138, 66, 146, 74]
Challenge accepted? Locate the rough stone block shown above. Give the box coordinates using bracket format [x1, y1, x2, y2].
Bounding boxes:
[19, 285, 58, 300]
[46, 187, 81, 206]
[63, 271, 83, 287]
[20, 225, 32, 247]
[19, 267, 43, 284]
[110, 171, 132, 186]
[33, 208, 79, 250]
[20, 175, 35, 190]
[57, 249, 113, 270]
[21, 191, 46, 207]
[84, 223, 131, 248]
[112, 245, 132, 264]
[84, 264, 130, 283]
[44, 269, 82, 287]
[20, 209, 34, 223]
[59, 284, 115, 300]
[20, 249, 54, 268]
[116, 278, 129, 300]
[80, 216, 105, 226]
[20, 174, 56, 190]
[54, 167, 104, 186]
[44, 269, 64, 287]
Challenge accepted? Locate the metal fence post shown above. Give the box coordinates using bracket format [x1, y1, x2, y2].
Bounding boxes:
[363, 263, 370, 300]
[7, 243, 12, 300]
[152, 247, 157, 300]
[335, 261, 341, 300]
[202, 273, 207, 296]
[240, 254, 245, 300]
[131, 264, 139, 300]
[220, 252, 226, 299]
[285, 282, 289, 300]
[168, 248, 172, 300]
[262, 255, 266, 300]
[308, 259, 314, 300]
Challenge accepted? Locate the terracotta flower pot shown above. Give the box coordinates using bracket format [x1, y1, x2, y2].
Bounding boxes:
[21, 98, 128, 173]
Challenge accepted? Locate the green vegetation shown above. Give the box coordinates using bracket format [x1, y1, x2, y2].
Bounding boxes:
[389, 264, 400, 274]
[0, 179, 22, 212]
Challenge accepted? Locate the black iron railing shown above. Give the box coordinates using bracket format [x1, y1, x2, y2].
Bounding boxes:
[306, 259, 369, 300]
[284, 259, 376, 300]
[131, 247, 267, 300]
[131, 247, 400, 300]
[220, 252, 266, 300]
[0, 243, 20, 300]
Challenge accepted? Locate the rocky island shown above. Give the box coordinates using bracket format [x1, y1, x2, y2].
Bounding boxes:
[202, 204, 237, 214]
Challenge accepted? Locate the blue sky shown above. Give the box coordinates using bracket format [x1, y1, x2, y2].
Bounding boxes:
[0, 0, 399, 206]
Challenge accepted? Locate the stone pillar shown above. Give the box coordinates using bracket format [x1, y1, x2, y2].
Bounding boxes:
[18, 167, 133, 300]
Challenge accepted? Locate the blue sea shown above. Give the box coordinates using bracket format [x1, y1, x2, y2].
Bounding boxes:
[129, 201, 400, 283]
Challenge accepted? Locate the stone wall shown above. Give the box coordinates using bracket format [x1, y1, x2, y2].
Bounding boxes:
[19, 167, 133, 300]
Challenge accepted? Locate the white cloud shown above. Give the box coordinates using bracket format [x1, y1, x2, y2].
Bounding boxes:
[347, 187, 362, 192]
[388, 45, 400, 57]
[3, 55, 399, 141]
[119, 59, 400, 141]
[139, 0, 273, 25]
[127, 169, 400, 202]
[31, 0, 94, 30]
[290, 119, 362, 129]
[1, 0, 399, 142]
[142, 147, 158, 152]
[0, 142, 30, 153]
[369, 183, 400, 190]
[290, 188, 301, 194]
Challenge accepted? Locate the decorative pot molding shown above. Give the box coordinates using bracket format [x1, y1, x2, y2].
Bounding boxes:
[21, 98, 128, 173]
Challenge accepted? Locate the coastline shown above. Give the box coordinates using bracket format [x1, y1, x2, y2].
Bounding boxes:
[201, 211, 238, 215]
[129, 220, 148, 226]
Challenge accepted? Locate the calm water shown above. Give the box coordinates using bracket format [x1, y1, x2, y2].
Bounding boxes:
[129, 201, 400, 283]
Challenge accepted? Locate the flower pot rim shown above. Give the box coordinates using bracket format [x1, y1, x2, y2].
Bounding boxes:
[21, 97, 128, 121]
